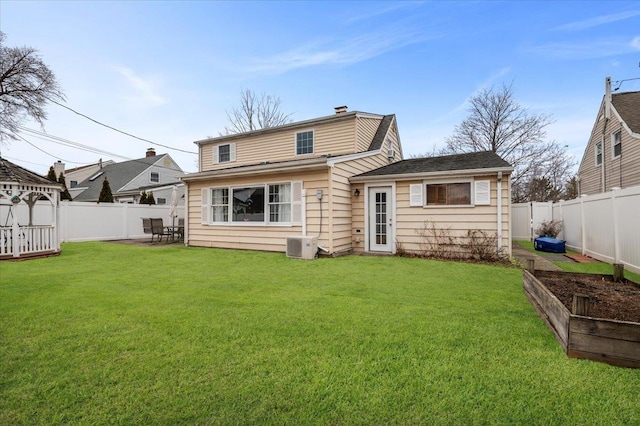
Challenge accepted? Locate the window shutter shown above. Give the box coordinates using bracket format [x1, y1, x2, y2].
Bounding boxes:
[212, 146, 219, 164]
[409, 184, 423, 206]
[291, 181, 302, 225]
[474, 180, 490, 205]
[201, 188, 210, 224]
[230, 143, 236, 162]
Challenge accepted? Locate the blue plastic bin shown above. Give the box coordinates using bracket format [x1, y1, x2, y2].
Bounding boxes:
[534, 237, 566, 253]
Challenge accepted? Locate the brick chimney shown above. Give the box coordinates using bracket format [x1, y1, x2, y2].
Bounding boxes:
[146, 148, 156, 157]
[334, 105, 348, 114]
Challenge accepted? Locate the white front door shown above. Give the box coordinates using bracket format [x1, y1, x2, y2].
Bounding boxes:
[368, 186, 393, 252]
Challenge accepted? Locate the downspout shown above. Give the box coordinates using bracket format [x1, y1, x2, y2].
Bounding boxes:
[497, 172, 502, 254]
[601, 77, 611, 193]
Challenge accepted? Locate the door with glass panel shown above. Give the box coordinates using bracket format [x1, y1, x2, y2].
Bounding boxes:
[368, 186, 393, 252]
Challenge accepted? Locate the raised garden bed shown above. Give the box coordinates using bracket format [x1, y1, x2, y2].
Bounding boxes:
[523, 269, 640, 368]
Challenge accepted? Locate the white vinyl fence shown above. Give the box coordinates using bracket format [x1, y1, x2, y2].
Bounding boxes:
[0, 201, 184, 243]
[512, 185, 640, 274]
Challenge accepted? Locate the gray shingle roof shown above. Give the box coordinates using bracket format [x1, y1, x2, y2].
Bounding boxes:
[368, 115, 395, 151]
[73, 155, 166, 202]
[612, 91, 640, 134]
[354, 151, 512, 178]
[0, 157, 60, 186]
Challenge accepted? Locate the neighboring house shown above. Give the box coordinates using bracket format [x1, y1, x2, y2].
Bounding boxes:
[182, 107, 512, 257]
[72, 149, 184, 203]
[52, 159, 116, 198]
[117, 182, 185, 205]
[578, 77, 640, 194]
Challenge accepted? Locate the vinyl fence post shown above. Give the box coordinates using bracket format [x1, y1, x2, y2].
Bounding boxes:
[611, 188, 620, 264]
[580, 195, 587, 256]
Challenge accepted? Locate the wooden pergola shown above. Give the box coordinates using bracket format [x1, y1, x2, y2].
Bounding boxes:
[0, 157, 61, 259]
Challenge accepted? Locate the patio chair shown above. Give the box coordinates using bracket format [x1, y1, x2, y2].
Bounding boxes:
[177, 218, 184, 240]
[150, 218, 172, 242]
[142, 218, 154, 241]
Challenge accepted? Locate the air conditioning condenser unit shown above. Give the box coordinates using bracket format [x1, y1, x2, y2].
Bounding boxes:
[286, 236, 318, 260]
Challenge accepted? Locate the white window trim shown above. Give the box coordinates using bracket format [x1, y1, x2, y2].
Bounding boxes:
[611, 131, 621, 159]
[210, 187, 230, 224]
[595, 140, 603, 167]
[416, 178, 490, 208]
[212, 142, 237, 164]
[203, 182, 301, 226]
[422, 178, 474, 208]
[150, 172, 159, 183]
[294, 129, 314, 156]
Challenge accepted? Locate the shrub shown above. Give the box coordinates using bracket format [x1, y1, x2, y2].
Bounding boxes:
[536, 220, 563, 238]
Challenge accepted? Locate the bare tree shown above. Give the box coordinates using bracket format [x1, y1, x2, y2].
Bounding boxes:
[0, 31, 65, 144]
[222, 89, 292, 135]
[511, 142, 576, 202]
[442, 83, 576, 201]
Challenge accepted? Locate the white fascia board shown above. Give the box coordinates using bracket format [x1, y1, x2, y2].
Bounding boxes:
[194, 113, 359, 146]
[611, 104, 640, 139]
[349, 167, 513, 183]
[354, 112, 385, 120]
[326, 149, 382, 167]
[181, 158, 328, 182]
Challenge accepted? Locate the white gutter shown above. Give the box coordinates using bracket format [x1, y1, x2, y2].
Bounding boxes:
[326, 148, 382, 167]
[181, 157, 328, 182]
[350, 167, 513, 183]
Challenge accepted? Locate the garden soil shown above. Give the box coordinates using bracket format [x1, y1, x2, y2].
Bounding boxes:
[539, 274, 640, 323]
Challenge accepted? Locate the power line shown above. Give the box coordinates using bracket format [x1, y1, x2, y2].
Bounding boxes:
[15, 130, 192, 174]
[14, 133, 80, 164]
[47, 98, 198, 155]
[19, 126, 132, 160]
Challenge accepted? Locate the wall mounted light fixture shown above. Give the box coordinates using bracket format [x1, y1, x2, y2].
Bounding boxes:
[354, 188, 360, 197]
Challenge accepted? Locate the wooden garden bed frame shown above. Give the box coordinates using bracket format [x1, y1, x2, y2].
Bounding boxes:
[523, 270, 640, 368]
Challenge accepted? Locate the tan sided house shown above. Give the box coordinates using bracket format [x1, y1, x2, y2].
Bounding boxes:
[578, 77, 640, 194]
[182, 107, 512, 258]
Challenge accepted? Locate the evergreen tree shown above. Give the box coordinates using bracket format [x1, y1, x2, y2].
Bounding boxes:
[98, 177, 114, 203]
[46, 166, 57, 182]
[139, 191, 148, 204]
[58, 172, 72, 201]
[147, 191, 156, 205]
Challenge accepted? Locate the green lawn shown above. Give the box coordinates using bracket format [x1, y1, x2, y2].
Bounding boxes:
[515, 240, 640, 282]
[1, 242, 639, 424]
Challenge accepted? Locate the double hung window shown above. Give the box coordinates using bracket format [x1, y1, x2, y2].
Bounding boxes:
[211, 188, 229, 222]
[595, 141, 603, 166]
[612, 131, 621, 158]
[268, 184, 292, 222]
[213, 143, 236, 164]
[296, 131, 314, 155]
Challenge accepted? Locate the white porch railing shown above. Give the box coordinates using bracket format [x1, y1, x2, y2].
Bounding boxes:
[0, 225, 57, 258]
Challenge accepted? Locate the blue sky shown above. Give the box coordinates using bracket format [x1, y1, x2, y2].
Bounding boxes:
[2, 1, 639, 175]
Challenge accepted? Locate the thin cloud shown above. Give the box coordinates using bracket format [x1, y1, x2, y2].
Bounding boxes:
[112, 66, 167, 107]
[435, 67, 512, 123]
[553, 10, 640, 31]
[343, 1, 426, 24]
[242, 26, 439, 75]
[632, 36, 640, 50]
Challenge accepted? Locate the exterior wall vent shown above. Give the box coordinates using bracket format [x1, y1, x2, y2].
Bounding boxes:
[286, 236, 318, 260]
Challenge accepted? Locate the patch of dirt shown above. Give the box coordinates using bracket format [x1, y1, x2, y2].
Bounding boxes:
[538, 273, 640, 323]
